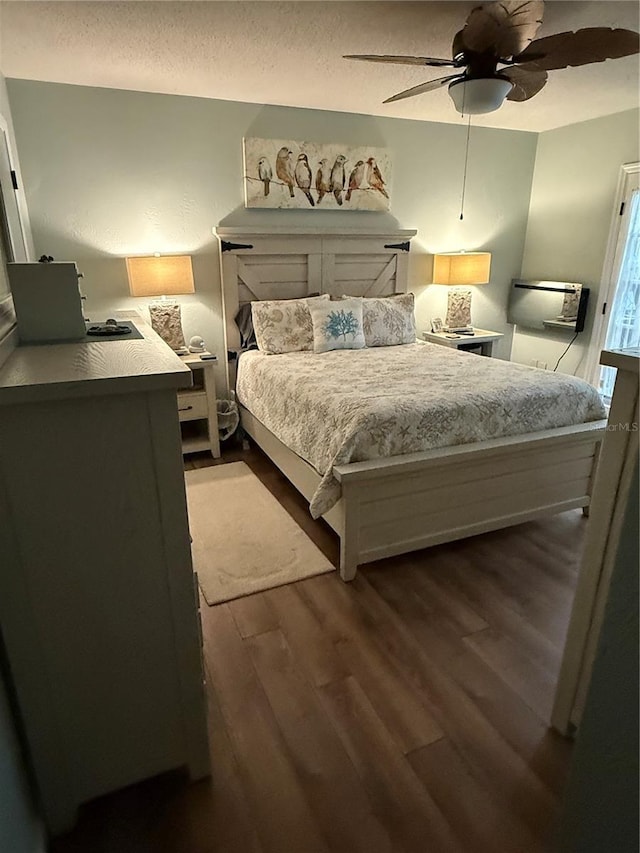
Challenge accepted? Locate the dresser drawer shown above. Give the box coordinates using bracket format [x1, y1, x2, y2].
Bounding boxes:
[177, 391, 208, 422]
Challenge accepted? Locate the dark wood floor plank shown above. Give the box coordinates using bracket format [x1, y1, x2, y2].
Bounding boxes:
[408, 737, 545, 853]
[298, 573, 443, 754]
[476, 512, 578, 558]
[464, 627, 558, 722]
[318, 676, 462, 853]
[486, 537, 575, 607]
[247, 628, 393, 853]
[227, 591, 279, 638]
[427, 551, 563, 672]
[424, 567, 574, 793]
[201, 603, 330, 853]
[518, 527, 583, 590]
[361, 565, 571, 796]
[468, 539, 574, 646]
[404, 557, 489, 635]
[264, 582, 348, 687]
[179, 674, 264, 853]
[349, 572, 562, 836]
[523, 512, 585, 572]
[442, 537, 571, 650]
[367, 560, 559, 721]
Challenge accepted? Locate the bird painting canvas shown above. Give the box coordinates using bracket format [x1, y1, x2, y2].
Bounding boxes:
[243, 137, 392, 211]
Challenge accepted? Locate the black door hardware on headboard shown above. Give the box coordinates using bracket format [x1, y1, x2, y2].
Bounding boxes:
[221, 241, 254, 253]
[384, 241, 411, 252]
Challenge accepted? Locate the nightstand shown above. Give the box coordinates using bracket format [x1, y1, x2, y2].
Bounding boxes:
[421, 328, 503, 357]
[178, 354, 221, 458]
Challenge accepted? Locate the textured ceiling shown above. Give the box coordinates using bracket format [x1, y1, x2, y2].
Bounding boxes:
[0, 1, 638, 132]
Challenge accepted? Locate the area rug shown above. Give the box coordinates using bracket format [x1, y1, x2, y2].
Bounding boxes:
[185, 461, 334, 605]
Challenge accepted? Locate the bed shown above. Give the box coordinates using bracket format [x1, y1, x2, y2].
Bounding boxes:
[216, 226, 607, 580]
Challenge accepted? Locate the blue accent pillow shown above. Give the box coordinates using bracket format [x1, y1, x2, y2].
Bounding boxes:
[309, 298, 366, 353]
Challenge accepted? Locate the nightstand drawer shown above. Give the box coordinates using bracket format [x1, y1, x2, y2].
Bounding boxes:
[177, 392, 208, 422]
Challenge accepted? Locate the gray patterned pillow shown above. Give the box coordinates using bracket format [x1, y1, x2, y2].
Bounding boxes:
[361, 293, 416, 346]
[309, 298, 366, 353]
[251, 295, 329, 354]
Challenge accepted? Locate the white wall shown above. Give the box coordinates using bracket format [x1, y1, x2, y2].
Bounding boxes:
[512, 109, 640, 377]
[6, 80, 538, 389]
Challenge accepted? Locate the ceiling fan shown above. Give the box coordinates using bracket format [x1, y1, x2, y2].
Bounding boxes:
[344, 0, 640, 115]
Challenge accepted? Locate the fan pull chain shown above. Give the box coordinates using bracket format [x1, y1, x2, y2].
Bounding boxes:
[460, 113, 472, 221]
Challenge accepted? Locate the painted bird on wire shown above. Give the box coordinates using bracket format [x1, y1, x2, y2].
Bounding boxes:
[316, 159, 331, 205]
[294, 153, 315, 206]
[346, 160, 365, 202]
[330, 155, 347, 206]
[366, 157, 388, 198]
[257, 157, 272, 196]
[276, 147, 296, 198]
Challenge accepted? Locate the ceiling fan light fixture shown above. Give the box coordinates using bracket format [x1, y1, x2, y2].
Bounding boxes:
[448, 77, 514, 114]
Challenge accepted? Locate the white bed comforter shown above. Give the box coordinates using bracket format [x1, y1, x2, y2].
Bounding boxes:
[236, 344, 606, 518]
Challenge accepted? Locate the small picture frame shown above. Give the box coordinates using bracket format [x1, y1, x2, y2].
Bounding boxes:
[431, 317, 443, 333]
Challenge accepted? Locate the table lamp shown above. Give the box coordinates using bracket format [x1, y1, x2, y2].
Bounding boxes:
[432, 251, 491, 332]
[126, 254, 194, 351]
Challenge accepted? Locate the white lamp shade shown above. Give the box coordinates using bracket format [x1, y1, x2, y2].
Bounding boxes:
[126, 255, 195, 297]
[433, 252, 492, 286]
[448, 78, 513, 115]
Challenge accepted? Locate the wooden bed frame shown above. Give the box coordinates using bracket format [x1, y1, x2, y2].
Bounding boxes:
[216, 226, 606, 581]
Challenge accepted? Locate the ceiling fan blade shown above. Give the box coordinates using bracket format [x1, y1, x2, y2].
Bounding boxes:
[344, 54, 461, 68]
[514, 28, 640, 71]
[383, 74, 465, 104]
[460, 0, 545, 59]
[501, 66, 548, 101]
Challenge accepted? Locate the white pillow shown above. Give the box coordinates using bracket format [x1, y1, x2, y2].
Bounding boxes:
[251, 294, 329, 354]
[360, 293, 416, 346]
[309, 298, 366, 353]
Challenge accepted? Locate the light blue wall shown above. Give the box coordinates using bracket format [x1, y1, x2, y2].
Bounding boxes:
[513, 108, 640, 376]
[6, 79, 538, 377]
[6, 80, 639, 384]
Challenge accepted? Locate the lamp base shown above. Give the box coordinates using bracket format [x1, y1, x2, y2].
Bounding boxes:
[149, 302, 187, 351]
[445, 288, 472, 331]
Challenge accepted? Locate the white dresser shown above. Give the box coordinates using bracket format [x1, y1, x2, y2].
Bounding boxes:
[0, 319, 209, 834]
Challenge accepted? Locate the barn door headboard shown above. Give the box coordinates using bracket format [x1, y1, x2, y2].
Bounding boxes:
[215, 226, 417, 391]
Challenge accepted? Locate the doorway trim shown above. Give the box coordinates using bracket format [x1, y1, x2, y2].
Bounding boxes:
[584, 162, 640, 385]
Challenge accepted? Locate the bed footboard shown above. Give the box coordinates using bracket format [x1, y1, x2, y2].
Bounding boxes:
[239, 405, 605, 582]
[334, 421, 606, 581]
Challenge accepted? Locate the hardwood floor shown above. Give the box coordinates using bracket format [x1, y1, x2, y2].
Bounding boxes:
[51, 444, 582, 853]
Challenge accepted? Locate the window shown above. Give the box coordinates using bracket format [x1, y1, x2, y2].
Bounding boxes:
[600, 189, 640, 403]
[585, 163, 640, 400]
